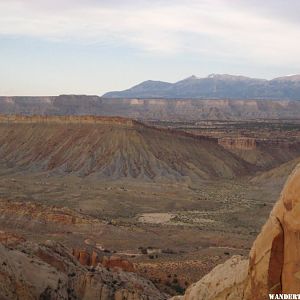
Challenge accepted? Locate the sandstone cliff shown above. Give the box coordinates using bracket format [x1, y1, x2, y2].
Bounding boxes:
[218, 137, 300, 169]
[171, 163, 300, 299]
[244, 163, 300, 298]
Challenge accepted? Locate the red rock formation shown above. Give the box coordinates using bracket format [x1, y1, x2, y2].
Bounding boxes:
[72, 248, 134, 272]
[0, 231, 26, 246]
[91, 250, 99, 267]
[78, 250, 91, 266]
[0, 199, 95, 226]
[101, 255, 135, 273]
[72, 248, 93, 266]
[73, 249, 98, 266]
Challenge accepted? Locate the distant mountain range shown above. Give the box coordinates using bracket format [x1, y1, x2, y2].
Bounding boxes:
[103, 74, 300, 100]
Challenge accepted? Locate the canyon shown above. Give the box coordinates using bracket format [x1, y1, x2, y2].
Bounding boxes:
[1, 139, 299, 299]
[0, 114, 299, 299]
[2, 0, 300, 296]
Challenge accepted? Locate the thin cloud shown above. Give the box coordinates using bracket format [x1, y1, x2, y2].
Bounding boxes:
[0, 0, 300, 64]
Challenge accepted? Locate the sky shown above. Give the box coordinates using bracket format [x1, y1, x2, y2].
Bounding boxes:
[1, 0, 300, 96]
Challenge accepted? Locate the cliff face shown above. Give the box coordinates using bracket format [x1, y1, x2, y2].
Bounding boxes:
[0, 114, 136, 126]
[1, 96, 300, 121]
[244, 163, 300, 298]
[218, 137, 300, 170]
[171, 256, 248, 300]
[171, 163, 300, 300]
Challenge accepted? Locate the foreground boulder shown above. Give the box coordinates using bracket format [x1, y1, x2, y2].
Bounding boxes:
[171, 256, 248, 300]
[171, 163, 300, 300]
[244, 163, 300, 298]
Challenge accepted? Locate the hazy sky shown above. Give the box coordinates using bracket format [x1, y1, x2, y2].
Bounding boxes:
[1, 0, 300, 96]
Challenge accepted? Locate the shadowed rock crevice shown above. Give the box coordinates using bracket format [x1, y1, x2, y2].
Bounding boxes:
[267, 217, 284, 294]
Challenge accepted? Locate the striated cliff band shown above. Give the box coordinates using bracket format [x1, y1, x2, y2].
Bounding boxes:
[1, 96, 300, 121]
[218, 137, 300, 169]
[171, 163, 300, 300]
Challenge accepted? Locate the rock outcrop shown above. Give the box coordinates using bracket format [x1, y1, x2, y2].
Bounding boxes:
[0, 236, 166, 300]
[218, 137, 257, 150]
[0, 114, 135, 126]
[171, 256, 248, 300]
[0, 199, 97, 226]
[0, 230, 26, 246]
[101, 255, 135, 273]
[244, 163, 300, 298]
[171, 163, 300, 300]
[72, 248, 135, 272]
[218, 137, 300, 169]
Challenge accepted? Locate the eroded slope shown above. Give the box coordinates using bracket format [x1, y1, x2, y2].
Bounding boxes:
[0, 115, 252, 181]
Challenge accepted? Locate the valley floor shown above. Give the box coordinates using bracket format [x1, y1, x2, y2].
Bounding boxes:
[0, 169, 284, 295]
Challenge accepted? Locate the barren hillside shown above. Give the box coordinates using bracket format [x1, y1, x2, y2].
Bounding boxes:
[0, 115, 251, 181]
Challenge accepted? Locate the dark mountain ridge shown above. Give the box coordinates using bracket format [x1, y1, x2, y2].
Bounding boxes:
[103, 74, 300, 100]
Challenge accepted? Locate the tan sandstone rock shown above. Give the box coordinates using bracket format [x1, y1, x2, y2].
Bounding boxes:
[170, 256, 248, 300]
[244, 163, 300, 298]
